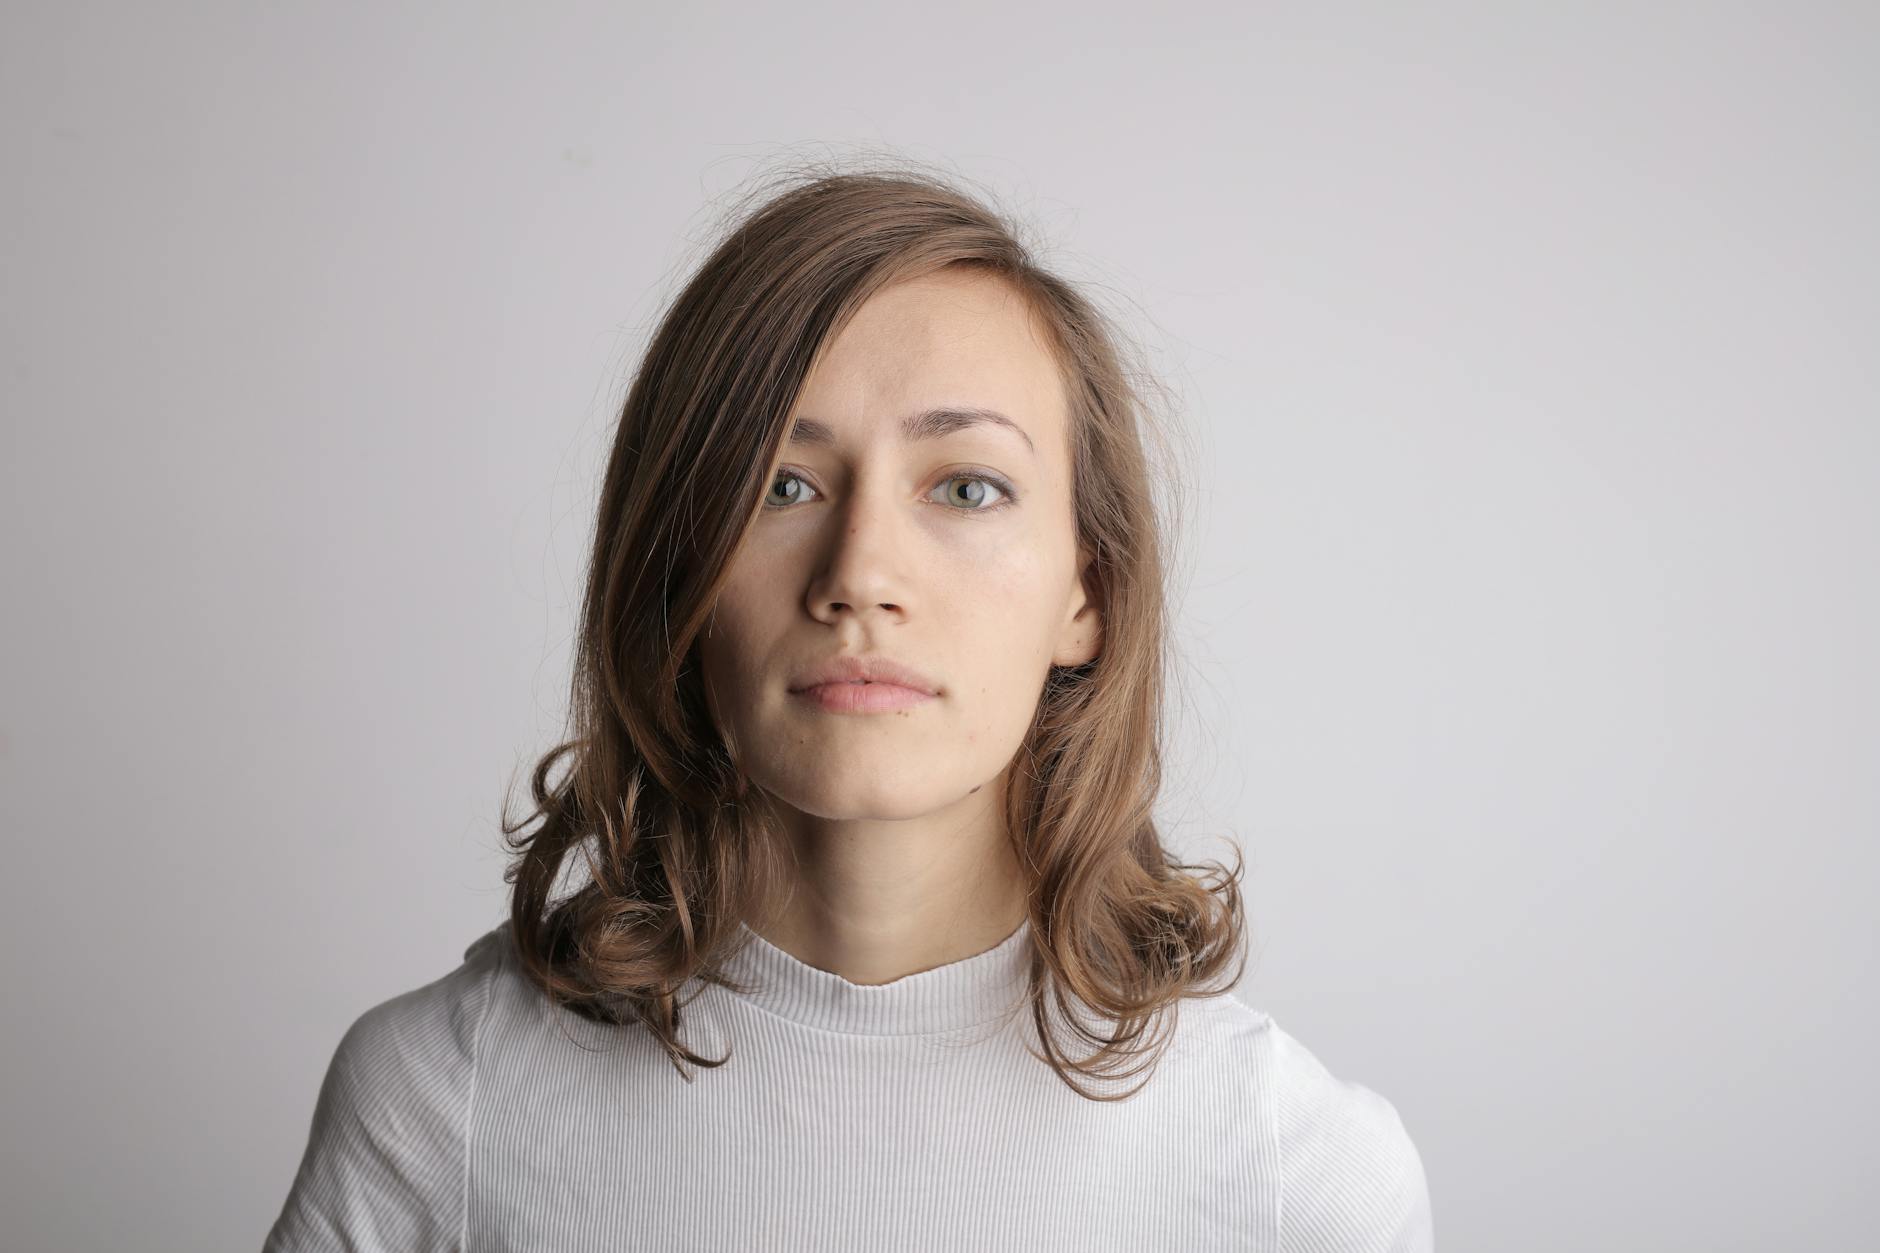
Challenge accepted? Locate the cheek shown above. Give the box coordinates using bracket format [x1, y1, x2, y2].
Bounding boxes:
[950, 552, 1063, 670]
[703, 623, 756, 688]
[697, 601, 765, 716]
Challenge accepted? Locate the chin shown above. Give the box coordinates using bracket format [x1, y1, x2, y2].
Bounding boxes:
[767, 771, 953, 823]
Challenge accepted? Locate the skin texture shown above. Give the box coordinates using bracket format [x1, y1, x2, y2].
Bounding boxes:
[696, 267, 1102, 986]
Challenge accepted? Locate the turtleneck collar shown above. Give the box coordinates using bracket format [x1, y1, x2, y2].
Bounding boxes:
[715, 917, 1035, 1036]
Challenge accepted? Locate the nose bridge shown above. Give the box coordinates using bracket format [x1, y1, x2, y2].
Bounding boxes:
[814, 462, 908, 613]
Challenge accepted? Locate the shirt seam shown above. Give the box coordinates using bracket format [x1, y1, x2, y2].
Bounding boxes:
[1254, 1011, 1281, 1253]
[456, 934, 504, 1253]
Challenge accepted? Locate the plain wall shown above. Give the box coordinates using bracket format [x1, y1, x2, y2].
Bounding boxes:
[3, 3, 1874, 1249]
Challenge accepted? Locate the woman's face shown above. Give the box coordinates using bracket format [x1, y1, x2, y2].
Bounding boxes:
[697, 267, 1100, 822]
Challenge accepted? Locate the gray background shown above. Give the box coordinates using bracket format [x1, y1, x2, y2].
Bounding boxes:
[4, 3, 1875, 1250]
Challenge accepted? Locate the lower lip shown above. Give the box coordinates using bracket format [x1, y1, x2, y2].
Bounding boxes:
[791, 681, 937, 714]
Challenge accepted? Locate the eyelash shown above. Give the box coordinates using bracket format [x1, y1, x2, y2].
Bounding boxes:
[762, 468, 1019, 517]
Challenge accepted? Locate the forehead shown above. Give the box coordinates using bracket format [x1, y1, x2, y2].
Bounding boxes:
[790, 269, 1069, 452]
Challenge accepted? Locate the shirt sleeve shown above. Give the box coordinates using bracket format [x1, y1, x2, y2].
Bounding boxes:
[1269, 1020, 1435, 1253]
[262, 932, 503, 1253]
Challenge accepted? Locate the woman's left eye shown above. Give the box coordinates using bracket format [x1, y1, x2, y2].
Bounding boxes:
[932, 472, 1013, 512]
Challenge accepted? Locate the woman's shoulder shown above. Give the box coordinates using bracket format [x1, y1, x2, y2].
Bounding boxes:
[335, 923, 510, 1075]
[1253, 1013, 1435, 1253]
[262, 925, 509, 1251]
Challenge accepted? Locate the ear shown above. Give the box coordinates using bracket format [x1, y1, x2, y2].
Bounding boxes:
[1051, 544, 1103, 668]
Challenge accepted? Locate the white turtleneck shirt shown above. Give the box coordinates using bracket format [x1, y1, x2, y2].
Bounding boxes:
[262, 918, 1433, 1251]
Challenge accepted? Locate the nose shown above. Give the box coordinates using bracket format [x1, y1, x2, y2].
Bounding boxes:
[804, 476, 913, 625]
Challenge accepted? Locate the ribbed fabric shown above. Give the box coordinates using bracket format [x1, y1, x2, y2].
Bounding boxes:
[263, 919, 1432, 1251]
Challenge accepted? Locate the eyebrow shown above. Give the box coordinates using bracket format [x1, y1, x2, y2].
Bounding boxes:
[786, 406, 1036, 456]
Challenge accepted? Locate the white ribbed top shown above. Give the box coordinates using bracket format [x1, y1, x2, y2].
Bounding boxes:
[263, 919, 1433, 1251]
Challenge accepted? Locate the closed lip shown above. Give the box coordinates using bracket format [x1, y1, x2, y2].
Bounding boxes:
[787, 654, 941, 695]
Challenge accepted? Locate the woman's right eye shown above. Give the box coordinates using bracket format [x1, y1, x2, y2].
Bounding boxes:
[763, 471, 819, 509]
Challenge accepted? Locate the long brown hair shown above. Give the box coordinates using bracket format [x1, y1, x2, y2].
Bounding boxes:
[500, 156, 1249, 1101]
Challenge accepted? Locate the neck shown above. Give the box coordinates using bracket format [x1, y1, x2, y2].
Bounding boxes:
[751, 783, 1031, 985]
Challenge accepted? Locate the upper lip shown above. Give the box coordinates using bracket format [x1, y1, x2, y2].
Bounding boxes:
[788, 654, 941, 695]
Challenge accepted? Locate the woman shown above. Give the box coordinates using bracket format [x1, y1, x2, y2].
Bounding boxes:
[264, 163, 1434, 1251]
